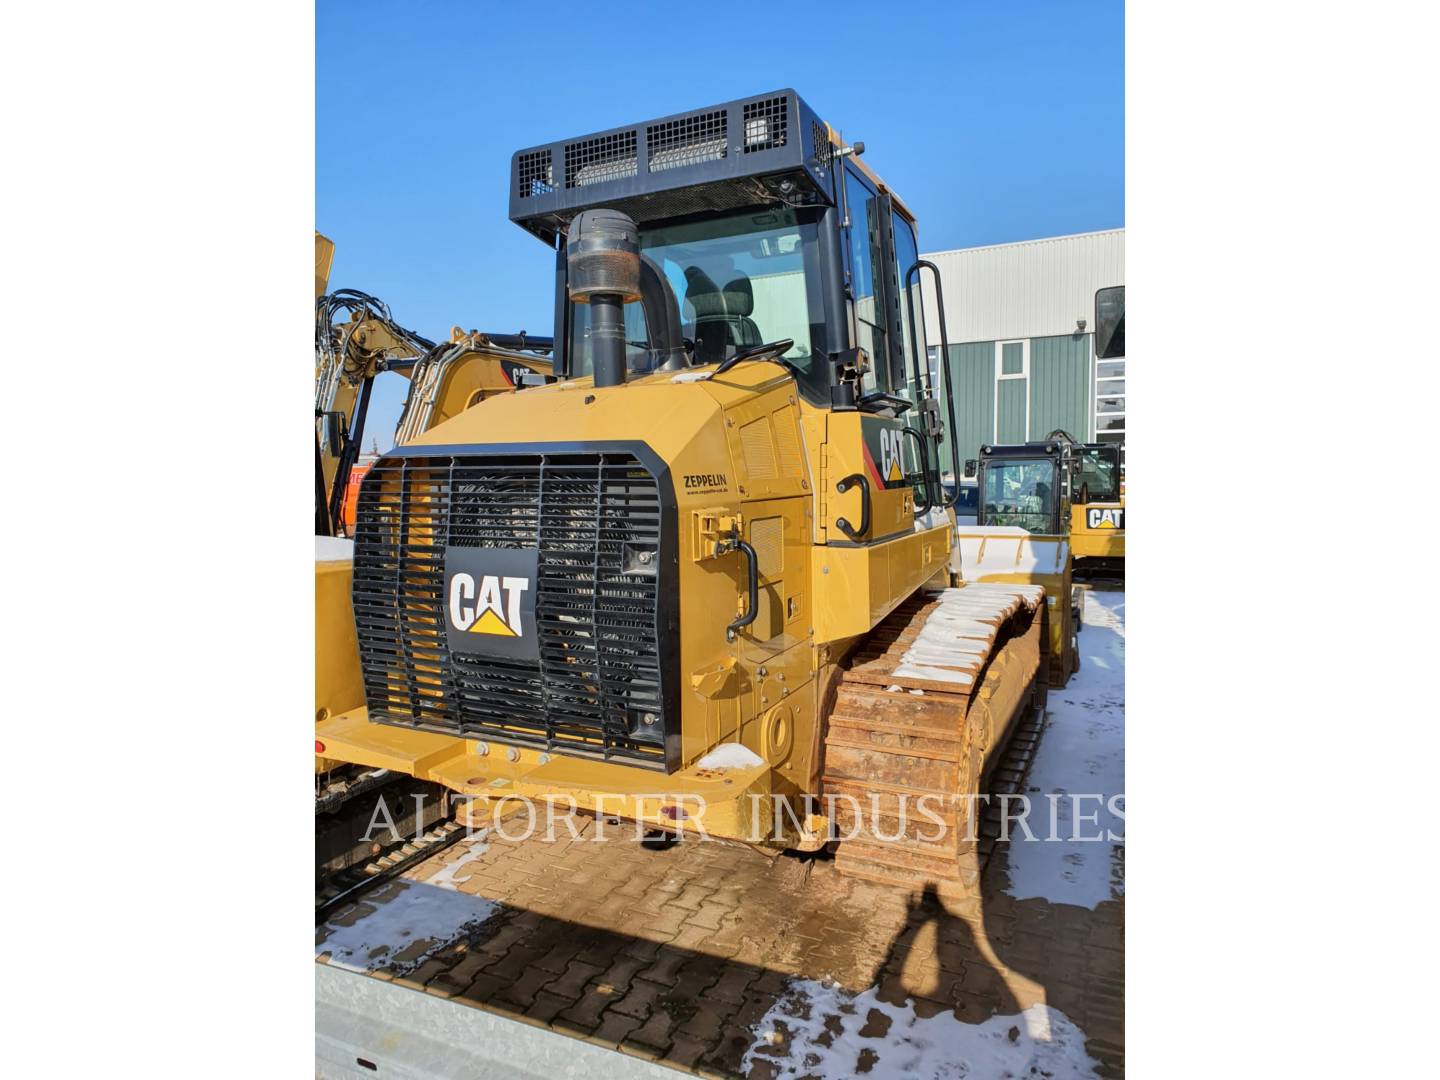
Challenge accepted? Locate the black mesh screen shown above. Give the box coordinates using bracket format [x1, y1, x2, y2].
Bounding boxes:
[743, 95, 789, 153]
[516, 149, 554, 199]
[352, 451, 673, 769]
[564, 130, 639, 189]
[646, 110, 728, 173]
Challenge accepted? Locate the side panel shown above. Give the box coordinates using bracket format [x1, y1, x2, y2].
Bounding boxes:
[810, 524, 952, 643]
[820, 412, 914, 543]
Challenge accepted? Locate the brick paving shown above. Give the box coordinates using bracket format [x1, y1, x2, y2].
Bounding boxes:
[318, 814, 1125, 1076]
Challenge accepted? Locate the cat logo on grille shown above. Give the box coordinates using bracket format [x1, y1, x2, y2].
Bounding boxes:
[449, 573, 529, 637]
[443, 547, 541, 660]
[1086, 507, 1124, 530]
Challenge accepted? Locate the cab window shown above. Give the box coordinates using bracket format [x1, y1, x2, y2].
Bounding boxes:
[1075, 449, 1120, 504]
[845, 170, 887, 393]
[891, 211, 926, 397]
[982, 459, 1058, 534]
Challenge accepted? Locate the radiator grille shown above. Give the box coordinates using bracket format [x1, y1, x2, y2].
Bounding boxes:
[352, 450, 674, 769]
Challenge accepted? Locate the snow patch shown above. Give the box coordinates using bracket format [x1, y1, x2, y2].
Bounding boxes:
[889, 585, 1038, 685]
[315, 536, 354, 563]
[695, 742, 764, 769]
[743, 977, 1100, 1079]
[316, 883, 499, 975]
[424, 834, 491, 889]
[1004, 589, 1125, 909]
[317, 833, 500, 974]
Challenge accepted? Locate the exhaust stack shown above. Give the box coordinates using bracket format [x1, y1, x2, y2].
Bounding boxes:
[566, 209, 641, 388]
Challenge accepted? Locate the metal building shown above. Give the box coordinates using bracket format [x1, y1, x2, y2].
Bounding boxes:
[920, 228, 1125, 469]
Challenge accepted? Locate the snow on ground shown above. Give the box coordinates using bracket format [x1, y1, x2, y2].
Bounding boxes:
[424, 834, 491, 889]
[1003, 589, 1125, 909]
[316, 835, 499, 975]
[743, 978, 1100, 1079]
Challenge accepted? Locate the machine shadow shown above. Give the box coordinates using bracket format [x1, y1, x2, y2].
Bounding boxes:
[870, 872, 1125, 1076]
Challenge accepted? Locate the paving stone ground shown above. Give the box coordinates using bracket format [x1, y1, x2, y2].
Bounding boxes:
[318, 813, 1125, 1076]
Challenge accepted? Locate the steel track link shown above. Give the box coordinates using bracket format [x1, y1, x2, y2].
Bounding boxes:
[316, 818, 466, 925]
[820, 588, 1047, 890]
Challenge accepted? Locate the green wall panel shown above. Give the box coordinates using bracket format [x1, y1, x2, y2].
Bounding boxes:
[997, 379, 1027, 442]
[943, 342, 994, 471]
[1029, 332, 1093, 441]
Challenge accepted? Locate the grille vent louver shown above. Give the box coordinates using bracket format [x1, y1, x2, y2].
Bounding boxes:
[352, 451, 673, 769]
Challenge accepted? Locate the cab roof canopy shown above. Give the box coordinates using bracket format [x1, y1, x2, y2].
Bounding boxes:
[509, 90, 842, 246]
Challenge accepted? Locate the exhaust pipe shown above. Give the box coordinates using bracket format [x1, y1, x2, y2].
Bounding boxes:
[566, 209, 641, 389]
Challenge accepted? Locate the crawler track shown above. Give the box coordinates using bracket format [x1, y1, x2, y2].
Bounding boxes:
[821, 584, 1047, 889]
[316, 817, 467, 924]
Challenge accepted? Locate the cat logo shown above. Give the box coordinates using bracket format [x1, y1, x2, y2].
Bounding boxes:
[1087, 507, 1125, 530]
[449, 573, 529, 637]
[443, 547, 540, 659]
[878, 427, 906, 485]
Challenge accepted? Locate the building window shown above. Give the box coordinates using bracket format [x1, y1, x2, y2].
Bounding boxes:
[994, 339, 1029, 443]
[1001, 342, 1025, 375]
[1093, 343, 1124, 468]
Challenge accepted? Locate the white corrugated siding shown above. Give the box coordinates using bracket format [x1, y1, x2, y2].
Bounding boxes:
[921, 229, 1124, 345]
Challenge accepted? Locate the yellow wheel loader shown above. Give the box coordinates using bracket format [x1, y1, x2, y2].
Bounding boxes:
[314, 91, 1058, 888]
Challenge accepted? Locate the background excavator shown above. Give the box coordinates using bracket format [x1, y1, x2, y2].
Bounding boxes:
[314, 233, 556, 867]
[314, 91, 1077, 890]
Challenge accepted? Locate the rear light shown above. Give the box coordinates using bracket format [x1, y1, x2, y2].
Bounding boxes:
[315, 740, 326, 754]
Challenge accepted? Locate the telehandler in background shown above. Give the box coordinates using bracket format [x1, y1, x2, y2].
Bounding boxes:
[315, 91, 1075, 889]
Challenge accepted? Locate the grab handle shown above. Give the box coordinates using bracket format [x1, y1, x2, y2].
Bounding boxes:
[725, 540, 759, 642]
[835, 472, 871, 541]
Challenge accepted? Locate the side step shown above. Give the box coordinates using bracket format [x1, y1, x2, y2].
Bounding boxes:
[821, 583, 1045, 889]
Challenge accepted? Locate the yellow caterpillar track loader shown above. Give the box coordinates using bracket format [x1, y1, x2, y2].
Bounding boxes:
[314, 235, 555, 840]
[958, 441, 1080, 685]
[314, 91, 1054, 889]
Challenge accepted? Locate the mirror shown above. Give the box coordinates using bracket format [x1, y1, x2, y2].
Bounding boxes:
[963, 459, 977, 478]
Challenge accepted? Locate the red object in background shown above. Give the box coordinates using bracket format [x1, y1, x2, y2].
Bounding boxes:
[341, 463, 372, 532]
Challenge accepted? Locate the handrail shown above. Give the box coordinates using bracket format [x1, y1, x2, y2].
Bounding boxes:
[903, 259, 960, 510]
[725, 540, 759, 642]
[834, 472, 871, 541]
[900, 427, 932, 515]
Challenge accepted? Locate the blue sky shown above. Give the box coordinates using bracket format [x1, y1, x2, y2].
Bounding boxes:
[318, 0, 1124, 449]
